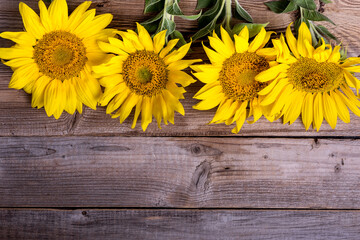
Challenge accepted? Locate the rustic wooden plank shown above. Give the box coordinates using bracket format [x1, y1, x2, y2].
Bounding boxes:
[0, 0, 359, 137]
[1, 136, 360, 208]
[1, 208, 360, 239]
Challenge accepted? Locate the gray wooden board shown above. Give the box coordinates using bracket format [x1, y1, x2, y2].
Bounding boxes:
[1, 136, 360, 208]
[1, 209, 360, 240]
[0, 0, 359, 137]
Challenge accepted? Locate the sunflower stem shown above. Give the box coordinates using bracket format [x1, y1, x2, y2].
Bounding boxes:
[224, 0, 232, 33]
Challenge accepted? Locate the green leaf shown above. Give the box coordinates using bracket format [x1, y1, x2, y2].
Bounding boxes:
[315, 25, 337, 41]
[157, 18, 176, 37]
[170, 30, 187, 47]
[234, 0, 253, 22]
[293, 0, 316, 10]
[144, 0, 165, 13]
[177, 11, 202, 20]
[192, 19, 217, 40]
[196, 0, 217, 10]
[283, 0, 298, 12]
[142, 11, 163, 25]
[264, 0, 289, 13]
[232, 22, 269, 38]
[303, 9, 335, 25]
[167, 0, 183, 15]
[198, 0, 223, 28]
[320, 0, 331, 4]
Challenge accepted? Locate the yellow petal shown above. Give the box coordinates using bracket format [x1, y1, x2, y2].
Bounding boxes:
[136, 22, 154, 51]
[66, 1, 92, 31]
[192, 67, 220, 84]
[164, 41, 191, 65]
[208, 36, 233, 57]
[327, 46, 341, 63]
[99, 74, 123, 88]
[220, 26, 235, 53]
[19, 2, 46, 39]
[38, 0, 53, 32]
[255, 64, 289, 82]
[74, 70, 102, 110]
[301, 93, 314, 130]
[337, 90, 360, 117]
[159, 39, 179, 58]
[63, 79, 78, 115]
[0, 47, 33, 60]
[313, 93, 323, 131]
[98, 41, 126, 55]
[48, 0, 68, 30]
[167, 59, 202, 71]
[248, 27, 266, 52]
[297, 22, 312, 57]
[118, 93, 139, 123]
[260, 80, 289, 106]
[193, 93, 225, 110]
[31, 75, 51, 109]
[44, 79, 66, 119]
[0, 32, 36, 46]
[322, 92, 337, 129]
[285, 23, 300, 58]
[107, 88, 130, 115]
[331, 91, 350, 124]
[153, 30, 167, 54]
[2, 58, 34, 69]
[202, 43, 226, 65]
[8, 63, 39, 89]
[141, 96, 153, 131]
[238, 26, 249, 42]
[234, 35, 249, 53]
[168, 70, 196, 87]
[131, 97, 143, 129]
[194, 84, 222, 100]
[79, 14, 113, 39]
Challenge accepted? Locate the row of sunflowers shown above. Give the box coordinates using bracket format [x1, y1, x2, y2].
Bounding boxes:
[1, 0, 359, 133]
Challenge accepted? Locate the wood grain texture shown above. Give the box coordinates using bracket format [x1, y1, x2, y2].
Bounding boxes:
[0, 0, 360, 137]
[1, 209, 360, 240]
[1, 136, 360, 208]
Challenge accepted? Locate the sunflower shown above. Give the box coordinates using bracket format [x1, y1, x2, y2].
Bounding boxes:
[0, 0, 114, 119]
[191, 26, 277, 133]
[93, 23, 200, 131]
[255, 22, 360, 131]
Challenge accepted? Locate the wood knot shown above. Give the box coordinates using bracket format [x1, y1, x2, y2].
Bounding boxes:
[334, 163, 341, 173]
[190, 160, 211, 192]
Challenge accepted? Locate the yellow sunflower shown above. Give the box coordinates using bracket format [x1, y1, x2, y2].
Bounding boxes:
[93, 23, 200, 131]
[255, 22, 360, 131]
[192, 26, 277, 133]
[0, 0, 114, 119]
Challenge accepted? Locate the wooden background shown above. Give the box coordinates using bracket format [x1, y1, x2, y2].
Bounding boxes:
[1, 0, 360, 239]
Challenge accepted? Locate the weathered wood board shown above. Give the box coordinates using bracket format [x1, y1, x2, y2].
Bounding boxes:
[1, 0, 360, 239]
[1, 136, 359, 208]
[1, 209, 360, 240]
[0, 0, 359, 137]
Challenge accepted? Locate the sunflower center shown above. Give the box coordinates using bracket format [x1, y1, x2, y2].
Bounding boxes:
[136, 67, 153, 84]
[219, 52, 269, 101]
[34, 31, 87, 80]
[122, 50, 168, 96]
[287, 57, 344, 93]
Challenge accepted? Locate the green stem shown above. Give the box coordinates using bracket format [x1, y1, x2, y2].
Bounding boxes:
[224, 0, 232, 33]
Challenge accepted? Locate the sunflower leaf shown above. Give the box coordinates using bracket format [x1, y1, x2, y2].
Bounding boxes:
[293, 0, 316, 10]
[315, 25, 337, 41]
[141, 0, 200, 45]
[144, 0, 165, 13]
[264, 0, 291, 13]
[234, 0, 253, 22]
[302, 9, 335, 25]
[232, 23, 269, 38]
